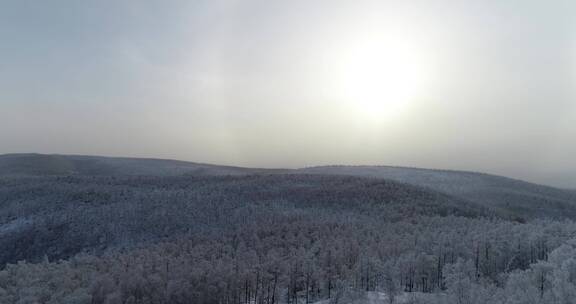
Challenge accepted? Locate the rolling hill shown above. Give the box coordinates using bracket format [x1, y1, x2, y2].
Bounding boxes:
[0, 153, 282, 176]
[1, 154, 576, 304]
[298, 165, 576, 220]
[0, 174, 490, 266]
[1, 154, 575, 221]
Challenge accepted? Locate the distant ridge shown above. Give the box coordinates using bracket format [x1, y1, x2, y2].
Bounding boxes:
[1, 153, 576, 220]
[297, 165, 576, 220]
[0, 153, 283, 176]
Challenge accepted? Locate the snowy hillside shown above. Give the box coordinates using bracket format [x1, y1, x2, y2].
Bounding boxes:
[298, 165, 576, 219]
[1, 156, 576, 303]
[2, 154, 576, 221]
[0, 153, 282, 176]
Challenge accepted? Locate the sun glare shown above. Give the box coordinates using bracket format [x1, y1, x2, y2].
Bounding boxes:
[322, 27, 429, 120]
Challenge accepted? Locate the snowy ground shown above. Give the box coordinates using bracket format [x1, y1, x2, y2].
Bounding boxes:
[312, 291, 429, 304]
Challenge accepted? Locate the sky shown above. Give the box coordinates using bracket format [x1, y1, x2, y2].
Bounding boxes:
[0, 0, 575, 188]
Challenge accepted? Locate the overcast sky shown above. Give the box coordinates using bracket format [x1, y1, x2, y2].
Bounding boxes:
[0, 0, 575, 187]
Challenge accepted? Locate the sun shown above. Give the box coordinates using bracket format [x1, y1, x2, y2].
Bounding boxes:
[322, 27, 429, 120]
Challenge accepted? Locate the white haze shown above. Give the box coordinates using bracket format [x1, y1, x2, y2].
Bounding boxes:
[0, 0, 575, 187]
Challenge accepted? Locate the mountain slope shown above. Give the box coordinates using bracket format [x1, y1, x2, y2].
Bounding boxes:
[0, 153, 281, 176]
[298, 166, 576, 220]
[0, 174, 490, 266]
[1, 154, 575, 303]
[2, 154, 575, 220]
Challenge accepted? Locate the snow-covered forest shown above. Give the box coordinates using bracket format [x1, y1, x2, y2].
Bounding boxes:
[1, 160, 576, 304]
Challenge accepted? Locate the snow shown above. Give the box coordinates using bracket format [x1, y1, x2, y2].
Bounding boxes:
[311, 291, 429, 304]
[0, 218, 33, 237]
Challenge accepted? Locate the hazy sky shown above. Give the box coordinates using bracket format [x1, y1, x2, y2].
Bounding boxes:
[1, 0, 575, 187]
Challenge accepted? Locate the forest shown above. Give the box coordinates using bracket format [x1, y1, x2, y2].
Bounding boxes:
[1, 163, 576, 303]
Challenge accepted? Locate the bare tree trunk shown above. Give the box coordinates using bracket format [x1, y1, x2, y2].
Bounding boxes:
[245, 279, 249, 304]
[255, 271, 260, 304]
[271, 273, 278, 304]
